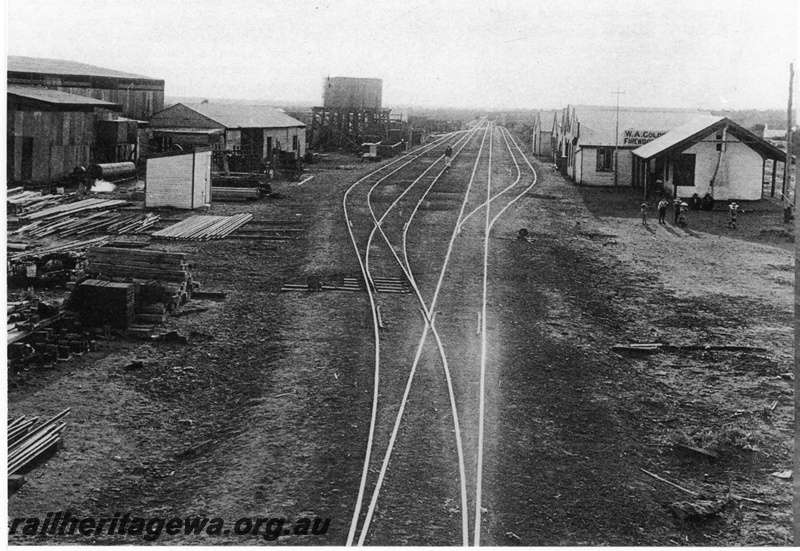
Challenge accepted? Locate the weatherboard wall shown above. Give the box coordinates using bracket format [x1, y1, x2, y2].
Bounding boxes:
[8, 75, 164, 121]
[145, 150, 212, 209]
[7, 109, 99, 183]
[660, 134, 763, 200]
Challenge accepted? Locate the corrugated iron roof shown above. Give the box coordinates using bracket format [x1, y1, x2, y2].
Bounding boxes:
[632, 116, 724, 159]
[152, 127, 224, 135]
[8, 55, 160, 81]
[633, 116, 786, 162]
[573, 105, 712, 147]
[180, 103, 306, 129]
[7, 85, 121, 108]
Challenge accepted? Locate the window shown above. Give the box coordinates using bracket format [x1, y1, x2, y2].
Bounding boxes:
[293, 135, 299, 151]
[716, 130, 724, 151]
[596, 147, 614, 172]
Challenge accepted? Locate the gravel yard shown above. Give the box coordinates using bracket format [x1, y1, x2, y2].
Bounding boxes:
[8, 139, 794, 545]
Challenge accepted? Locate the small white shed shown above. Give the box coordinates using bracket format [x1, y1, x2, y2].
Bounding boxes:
[145, 149, 212, 209]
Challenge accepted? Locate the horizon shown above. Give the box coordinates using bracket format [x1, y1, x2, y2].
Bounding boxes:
[6, 0, 798, 111]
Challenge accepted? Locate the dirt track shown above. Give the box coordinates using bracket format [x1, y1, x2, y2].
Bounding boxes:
[8, 131, 794, 546]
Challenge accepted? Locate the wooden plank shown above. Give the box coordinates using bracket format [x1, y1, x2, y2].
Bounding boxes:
[86, 262, 189, 281]
[88, 247, 187, 261]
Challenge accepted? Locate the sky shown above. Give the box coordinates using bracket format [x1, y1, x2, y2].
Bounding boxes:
[5, 0, 798, 111]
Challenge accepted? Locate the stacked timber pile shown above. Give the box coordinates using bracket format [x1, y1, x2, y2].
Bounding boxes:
[15, 197, 129, 226]
[211, 187, 266, 201]
[83, 247, 198, 328]
[68, 280, 136, 329]
[8, 236, 110, 263]
[152, 214, 253, 240]
[7, 187, 75, 216]
[86, 247, 192, 283]
[12, 211, 159, 239]
[8, 409, 70, 478]
[8, 306, 99, 371]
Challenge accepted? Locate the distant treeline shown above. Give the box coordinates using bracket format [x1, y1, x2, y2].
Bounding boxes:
[709, 109, 795, 130]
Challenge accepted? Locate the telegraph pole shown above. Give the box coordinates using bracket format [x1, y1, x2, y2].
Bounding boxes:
[612, 88, 625, 188]
[783, 62, 794, 202]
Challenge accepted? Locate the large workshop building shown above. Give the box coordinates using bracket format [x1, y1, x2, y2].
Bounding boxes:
[148, 103, 306, 163]
[531, 111, 556, 157]
[553, 105, 711, 186]
[7, 56, 165, 184]
[632, 116, 787, 201]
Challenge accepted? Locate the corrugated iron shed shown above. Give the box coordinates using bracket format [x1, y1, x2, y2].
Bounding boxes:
[8, 55, 159, 82]
[7, 85, 121, 108]
[573, 105, 711, 147]
[633, 116, 786, 161]
[179, 103, 306, 129]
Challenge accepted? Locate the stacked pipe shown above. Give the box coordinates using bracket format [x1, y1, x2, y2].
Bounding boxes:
[8, 409, 70, 476]
[151, 214, 253, 240]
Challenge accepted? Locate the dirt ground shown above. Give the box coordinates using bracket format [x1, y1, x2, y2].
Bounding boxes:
[7, 135, 794, 545]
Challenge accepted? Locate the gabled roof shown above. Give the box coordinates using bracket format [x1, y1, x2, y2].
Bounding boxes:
[572, 105, 711, 147]
[152, 127, 224, 135]
[8, 55, 160, 82]
[633, 116, 786, 162]
[180, 103, 306, 129]
[7, 85, 121, 108]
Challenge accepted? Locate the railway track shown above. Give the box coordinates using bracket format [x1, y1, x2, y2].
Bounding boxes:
[342, 121, 537, 545]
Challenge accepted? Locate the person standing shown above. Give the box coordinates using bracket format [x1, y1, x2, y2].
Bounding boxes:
[444, 145, 453, 169]
[728, 202, 742, 229]
[640, 203, 649, 225]
[657, 198, 669, 225]
[673, 197, 683, 224]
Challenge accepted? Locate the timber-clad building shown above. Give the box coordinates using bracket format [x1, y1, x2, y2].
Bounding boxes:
[7, 56, 165, 184]
[148, 103, 306, 163]
[553, 105, 709, 187]
[8, 56, 165, 121]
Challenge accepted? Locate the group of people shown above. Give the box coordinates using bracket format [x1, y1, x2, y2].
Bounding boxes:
[640, 188, 742, 229]
[641, 196, 688, 227]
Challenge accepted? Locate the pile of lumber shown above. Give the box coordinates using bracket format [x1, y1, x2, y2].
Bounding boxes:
[152, 214, 253, 240]
[69, 279, 136, 329]
[84, 247, 198, 323]
[211, 187, 265, 201]
[17, 197, 129, 223]
[8, 409, 70, 476]
[8, 307, 101, 370]
[86, 247, 191, 282]
[7, 188, 75, 216]
[13, 211, 159, 239]
[8, 236, 110, 263]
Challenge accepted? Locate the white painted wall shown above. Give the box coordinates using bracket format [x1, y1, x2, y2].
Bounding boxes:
[574, 147, 635, 186]
[146, 150, 212, 209]
[660, 133, 763, 200]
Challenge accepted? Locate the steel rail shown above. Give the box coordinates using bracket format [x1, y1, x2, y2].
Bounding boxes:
[342, 132, 463, 547]
[356, 121, 491, 546]
[357, 133, 465, 290]
[355, 123, 482, 546]
[489, 126, 539, 226]
[362, 133, 463, 281]
[474, 125, 538, 546]
[457, 125, 523, 230]
[474, 122, 494, 546]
